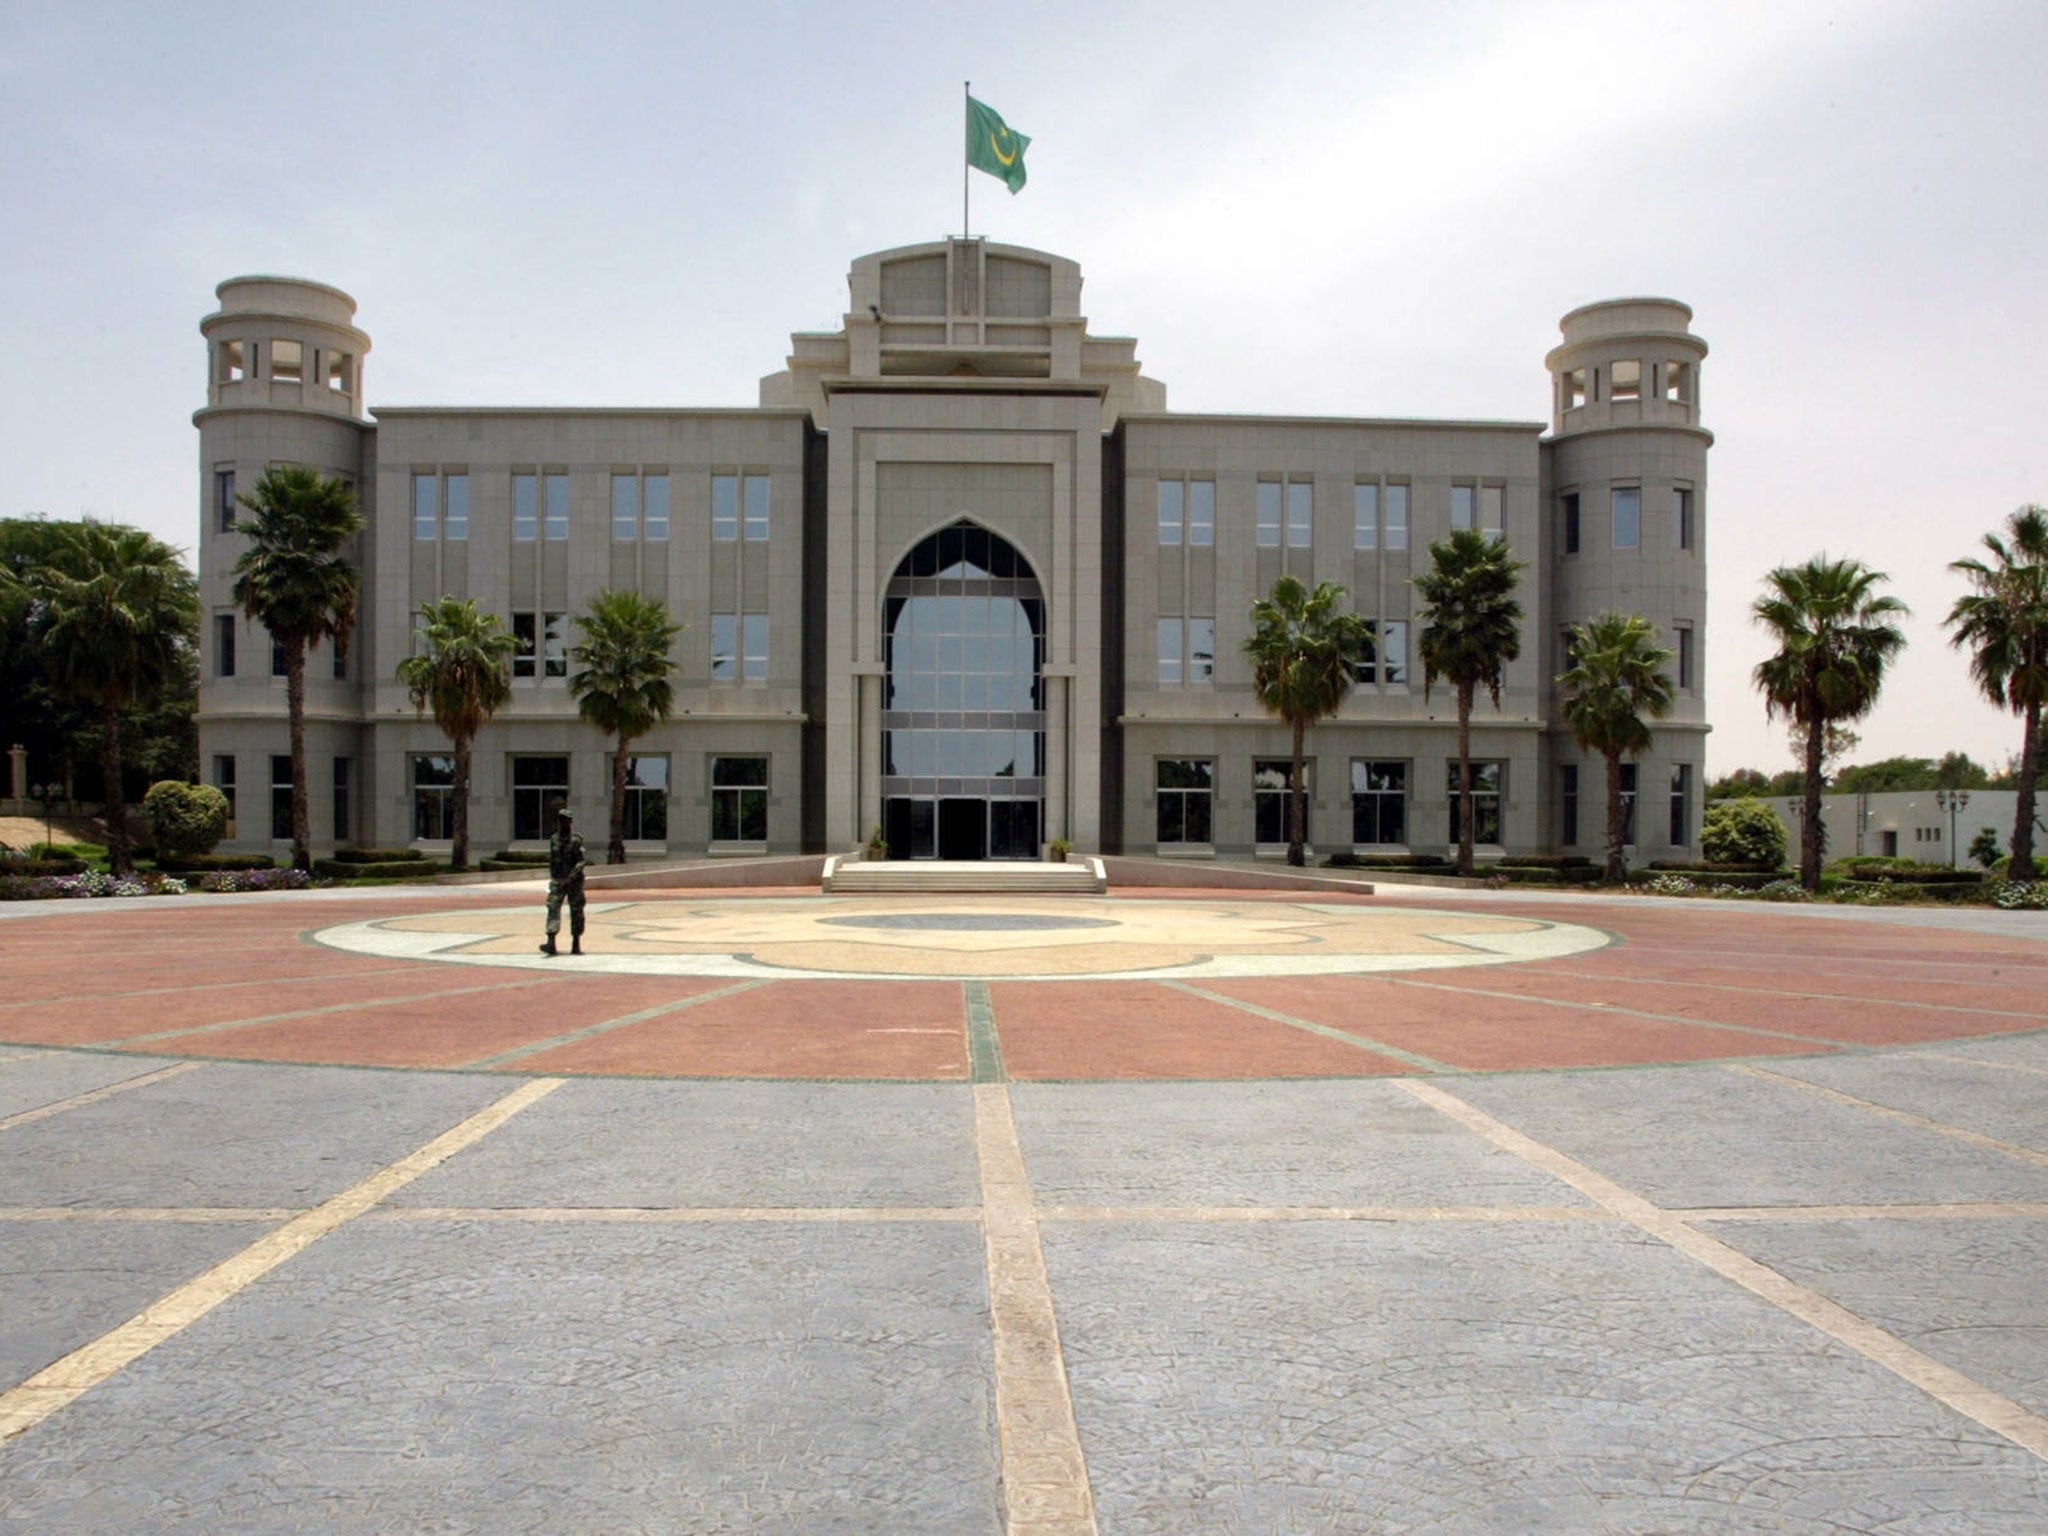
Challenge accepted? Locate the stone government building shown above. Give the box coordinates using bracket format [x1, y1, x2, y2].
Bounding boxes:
[194, 239, 1710, 861]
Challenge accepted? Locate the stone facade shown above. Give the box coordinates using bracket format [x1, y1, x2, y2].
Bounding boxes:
[194, 240, 1712, 861]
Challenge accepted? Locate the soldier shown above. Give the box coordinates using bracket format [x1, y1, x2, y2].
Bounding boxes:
[540, 807, 587, 956]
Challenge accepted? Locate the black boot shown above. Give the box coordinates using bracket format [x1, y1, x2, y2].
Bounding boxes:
[539, 938, 557, 956]
[571, 937, 583, 956]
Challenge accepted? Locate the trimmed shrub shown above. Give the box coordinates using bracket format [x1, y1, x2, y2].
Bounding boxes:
[327, 847, 427, 865]
[314, 858, 448, 881]
[1992, 880, 2048, 910]
[152, 852, 277, 874]
[1836, 862, 1982, 885]
[0, 856, 87, 877]
[1701, 799, 1787, 867]
[1324, 852, 1453, 870]
[1498, 854, 1596, 870]
[484, 849, 552, 865]
[1648, 859, 1779, 874]
[143, 781, 229, 859]
[1834, 879, 1985, 904]
[1491, 866, 1572, 884]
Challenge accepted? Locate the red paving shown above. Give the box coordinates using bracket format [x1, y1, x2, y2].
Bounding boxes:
[2, 890, 2045, 1079]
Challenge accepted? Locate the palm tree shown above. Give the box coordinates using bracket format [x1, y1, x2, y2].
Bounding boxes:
[1948, 506, 2048, 879]
[1557, 613, 1675, 882]
[397, 598, 518, 872]
[17, 523, 198, 875]
[1752, 556, 1909, 891]
[1414, 529, 1526, 876]
[1240, 577, 1371, 867]
[230, 467, 364, 872]
[569, 589, 684, 864]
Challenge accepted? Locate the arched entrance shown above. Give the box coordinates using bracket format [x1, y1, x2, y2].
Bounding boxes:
[881, 521, 1044, 859]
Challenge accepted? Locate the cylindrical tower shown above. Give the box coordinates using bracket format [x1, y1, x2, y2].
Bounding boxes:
[1542, 297, 1711, 859]
[195, 277, 374, 852]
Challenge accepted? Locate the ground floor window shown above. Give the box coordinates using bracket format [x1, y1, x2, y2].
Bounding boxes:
[1669, 763, 1691, 846]
[1446, 760, 1504, 845]
[610, 755, 669, 841]
[332, 757, 351, 843]
[412, 754, 456, 840]
[1560, 764, 1579, 847]
[1156, 759, 1213, 845]
[512, 755, 569, 840]
[1351, 760, 1406, 844]
[710, 756, 767, 843]
[1254, 758, 1310, 846]
[213, 755, 237, 837]
[270, 755, 292, 840]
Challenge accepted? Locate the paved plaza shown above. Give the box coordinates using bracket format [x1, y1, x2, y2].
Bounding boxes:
[2, 885, 2048, 1531]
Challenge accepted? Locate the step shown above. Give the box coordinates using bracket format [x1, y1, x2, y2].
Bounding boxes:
[822, 856, 1106, 895]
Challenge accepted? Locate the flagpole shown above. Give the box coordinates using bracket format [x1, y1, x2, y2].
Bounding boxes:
[962, 81, 971, 238]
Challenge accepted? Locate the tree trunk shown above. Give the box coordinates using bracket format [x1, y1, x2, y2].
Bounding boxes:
[101, 697, 131, 877]
[1604, 749, 1627, 883]
[1288, 716, 1307, 868]
[286, 636, 310, 873]
[452, 733, 471, 872]
[2013, 699, 2041, 881]
[1800, 715, 1826, 892]
[1455, 683, 1475, 878]
[610, 736, 631, 866]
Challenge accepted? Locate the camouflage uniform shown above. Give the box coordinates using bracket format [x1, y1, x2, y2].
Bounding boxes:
[542, 813, 587, 952]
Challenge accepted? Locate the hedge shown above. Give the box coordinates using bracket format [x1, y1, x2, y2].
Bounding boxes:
[1325, 852, 1454, 870]
[1490, 866, 1573, 884]
[479, 857, 552, 872]
[1835, 878, 1990, 903]
[1498, 854, 1595, 870]
[1837, 863, 1983, 885]
[1648, 860, 1780, 874]
[152, 852, 277, 874]
[326, 847, 428, 865]
[484, 849, 552, 865]
[314, 858, 449, 881]
[0, 856, 87, 877]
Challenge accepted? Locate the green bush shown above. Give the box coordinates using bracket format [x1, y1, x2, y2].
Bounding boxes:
[1825, 853, 1917, 871]
[1837, 862, 1981, 885]
[151, 852, 277, 873]
[1324, 852, 1453, 870]
[327, 847, 427, 865]
[1700, 799, 1787, 868]
[143, 781, 229, 859]
[1834, 878, 1986, 903]
[484, 849, 552, 865]
[1498, 854, 1595, 870]
[1647, 859, 1781, 873]
[479, 856, 551, 872]
[0, 856, 88, 876]
[1490, 866, 1571, 884]
[314, 857, 448, 880]
[1970, 827, 2004, 869]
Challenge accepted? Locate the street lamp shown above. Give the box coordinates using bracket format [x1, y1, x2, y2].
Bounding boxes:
[29, 782, 60, 856]
[1935, 787, 1970, 869]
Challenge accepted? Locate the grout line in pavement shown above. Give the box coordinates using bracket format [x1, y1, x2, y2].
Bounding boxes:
[102, 978, 572, 1048]
[460, 980, 766, 1069]
[0, 1076, 564, 1445]
[1529, 965, 2048, 1023]
[965, 982, 1007, 1084]
[1677, 1201, 2048, 1223]
[365, 1205, 980, 1223]
[1162, 982, 1456, 1072]
[0, 1207, 299, 1223]
[1037, 1204, 1608, 1223]
[1908, 1048, 2048, 1081]
[0, 1062, 204, 1134]
[0, 965, 429, 1014]
[1727, 1062, 2048, 1168]
[1395, 1077, 2048, 1465]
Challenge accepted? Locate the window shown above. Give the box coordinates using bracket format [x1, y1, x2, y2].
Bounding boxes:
[1255, 759, 1310, 846]
[1158, 481, 1183, 546]
[1355, 483, 1378, 550]
[615, 755, 669, 841]
[512, 612, 566, 678]
[1356, 620, 1409, 686]
[1187, 480, 1214, 546]
[219, 340, 246, 384]
[1385, 484, 1409, 551]
[332, 638, 347, 681]
[1676, 624, 1695, 690]
[612, 475, 638, 541]
[413, 474, 437, 540]
[544, 473, 569, 540]
[326, 352, 351, 393]
[332, 758, 351, 843]
[711, 614, 737, 680]
[1564, 367, 1587, 410]
[271, 635, 287, 678]
[1619, 762, 1639, 845]
[1446, 760, 1504, 845]
[1663, 361, 1691, 404]
[443, 474, 467, 541]
[1188, 617, 1215, 684]
[270, 754, 293, 841]
[710, 756, 767, 843]
[271, 339, 303, 385]
[514, 473, 538, 541]
[412, 754, 456, 840]
[1611, 359, 1641, 401]
[216, 469, 237, 532]
[1669, 763, 1692, 846]
[1351, 760, 1406, 845]
[512, 756, 569, 841]
[1256, 482, 1281, 548]
[1612, 486, 1641, 550]
[1286, 482, 1312, 549]
[644, 474, 669, 541]
[214, 755, 237, 834]
[743, 613, 769, 680]
[215, 613, 236, 677]
[1157, 617, 1182, 685]
[1562, 492, 1580, 555]
[713, 474, 739, 540]
[1674, 487, 1694, 551]
[1560, 764, 1579, 846]
[1479, 485, 1503, 542]
[1156, 759, 1213, 846]
[1451, 485, 1475, 532]
[744, 474, 769, 541]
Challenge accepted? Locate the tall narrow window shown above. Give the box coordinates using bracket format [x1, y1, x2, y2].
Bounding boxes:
[711, 613, 737, 680]
[271, 635, 287, 677]
[644, 474, 669, 541]
[270, 755, 293, 841]
[513, 612, 537, 678]
[1676, 624, 1695, 690]
[1446, 761, 1504, 844]
[1479, 485, 1503, 542]
[412, 755, 455, 839]
[1385, 484, 1409, 551]
[1612, 487, 1641, 550]
[214, 755, 237, 833]
[1286, 482, 1313, 549]
[444, 474, 468, 541]
[1157, 481, 1183, 546]
[743, 474, 770, 541]
[543, 612, 567, 678]
[1611, 359, 1641, 401]
[1354, 483, 1378, 550]
[1256, 483, 1281, 548]
[1669, 763, 1692, 846]
[612, 474, 638, 541]
[1564, 368, 1587, 410]
[1157, 617, 1182, 686]
[332, 758, 351, 843]
[270, 340, 303, 385]
[1619, 762, 1639, 844]
[219, 340, 246, 384]
[412, 474, 437, 540]
[1674, 487, 1694, 551]
[216, 469, 237, 532]
[1380, 620, 1409, 686]
[1562, 492, 1581, 555]
[513, 473, 538, 542]
[1187, 481, 1214, 546]
[1451, 485, 1475, 532]
[543, 473, 569, 540]
[1560, 764, 1579, 846]
[742, 613, 769, 680]
[215, 613, 236, 678]
[1188, 617, 1215, 684]
[712, 475, 739, 541]
[1663, 361, 1691, 403]
[332, 638, 347, 681]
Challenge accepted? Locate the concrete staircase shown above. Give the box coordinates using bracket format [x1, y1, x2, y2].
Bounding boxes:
[822, 855, 1106, 895]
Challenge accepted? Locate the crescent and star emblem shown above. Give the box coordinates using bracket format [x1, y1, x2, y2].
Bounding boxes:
[990, 129, 1017, 166]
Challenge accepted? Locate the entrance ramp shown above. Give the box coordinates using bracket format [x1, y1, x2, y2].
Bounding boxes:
[823, 856, 1105, 895]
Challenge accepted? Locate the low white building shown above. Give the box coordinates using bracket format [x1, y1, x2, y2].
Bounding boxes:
[1765, 790, 2021, 866]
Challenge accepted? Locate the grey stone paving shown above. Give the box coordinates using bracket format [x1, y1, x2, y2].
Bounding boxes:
[1925, 1031, 2048, 1071]
[0, 1051, 174, 1119]
[1451, 1063, 2048, 1208]
[1764, 1052, 2048, 1149]
[1011, 1080, 1592, 1209]
[392, 1080, 980, 1210]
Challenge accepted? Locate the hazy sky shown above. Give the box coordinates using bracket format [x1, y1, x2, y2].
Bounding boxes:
[3, 1, 2043, 775]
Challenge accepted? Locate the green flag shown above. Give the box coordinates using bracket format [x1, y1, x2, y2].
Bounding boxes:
[966, 96, 1030, 194]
